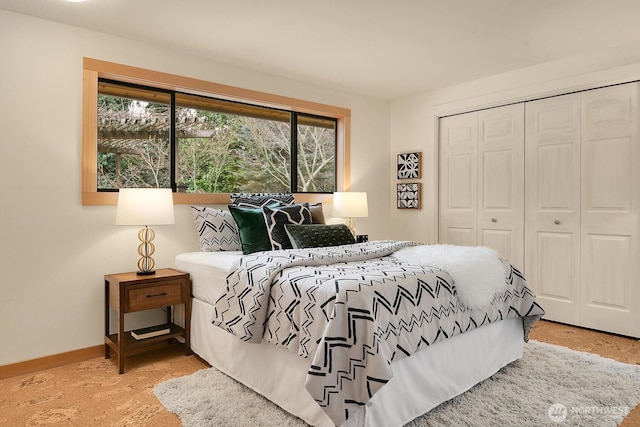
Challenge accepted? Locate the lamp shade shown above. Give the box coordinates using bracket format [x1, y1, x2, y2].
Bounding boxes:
[333, 192, 368, 218]
[115, 188, 175, 226]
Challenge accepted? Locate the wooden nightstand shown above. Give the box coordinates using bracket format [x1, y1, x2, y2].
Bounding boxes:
[104, 268, 192, 374]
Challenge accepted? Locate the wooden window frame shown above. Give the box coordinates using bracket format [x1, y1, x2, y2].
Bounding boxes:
[82, 57, 351, 205]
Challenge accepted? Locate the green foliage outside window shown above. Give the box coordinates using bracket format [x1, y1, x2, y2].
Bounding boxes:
[97, 84, 336, 194]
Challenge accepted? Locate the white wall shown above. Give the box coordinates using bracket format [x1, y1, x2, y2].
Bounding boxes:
[389, 40, 640, 245]
[7, 8, 640, 367]
[0, 10, 391, 365]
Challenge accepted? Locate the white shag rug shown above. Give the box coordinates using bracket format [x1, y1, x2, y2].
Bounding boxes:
[153, 341, 640, 427]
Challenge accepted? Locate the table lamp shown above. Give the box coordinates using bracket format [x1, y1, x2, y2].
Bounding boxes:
[115, 188, 175, 275]
[333, 191, 368, 236]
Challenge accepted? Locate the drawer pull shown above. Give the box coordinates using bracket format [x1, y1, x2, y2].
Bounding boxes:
[146, 292, 167, 298]
[554, 220, 561, 225]
[491, 218, 497, 223]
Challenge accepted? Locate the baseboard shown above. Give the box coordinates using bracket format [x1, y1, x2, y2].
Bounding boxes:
[0, 345, 104, 380]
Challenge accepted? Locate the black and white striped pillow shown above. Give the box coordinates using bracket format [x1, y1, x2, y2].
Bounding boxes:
[191, 206, 242, 251]
[230, 193, 295, 207]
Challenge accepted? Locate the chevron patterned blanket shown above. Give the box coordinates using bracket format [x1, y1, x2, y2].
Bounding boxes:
[212, 240, 544, 425]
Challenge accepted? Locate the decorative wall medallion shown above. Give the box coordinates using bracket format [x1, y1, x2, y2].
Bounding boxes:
[397, 183, 421, 209]
[397, 152, 422, 179]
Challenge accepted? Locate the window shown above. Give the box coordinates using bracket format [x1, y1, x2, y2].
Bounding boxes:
[82, 58, 351, 205]
[173, 93, 336, 194]
[97, 83, 171, 190]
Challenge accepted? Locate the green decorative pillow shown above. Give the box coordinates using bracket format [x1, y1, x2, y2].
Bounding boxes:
[284, 224, 356, 249]
[263, 203, 312, 250]
[228, 204, 278, 254]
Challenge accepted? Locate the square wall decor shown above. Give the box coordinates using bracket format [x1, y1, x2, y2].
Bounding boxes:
[397, 183, 421, 209]
[397, 152, 422, 179]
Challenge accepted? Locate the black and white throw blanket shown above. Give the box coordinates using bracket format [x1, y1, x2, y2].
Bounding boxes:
[213, 240, 544, 426]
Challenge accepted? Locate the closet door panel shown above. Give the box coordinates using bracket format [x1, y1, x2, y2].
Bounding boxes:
[537, 232, 577, 301]
[477, 104, 525, 270]
[481, 229, 513, 264]
[448, 154, 474, 209]
[537, 144, 574, 209]
[580, 83, 640, 336]
[583, 234, 630, 308]
[525, 94, 581, 324]
[439, 113, 478, 247]
[444, 227, 476, 247]
[585, 139, 631, 211]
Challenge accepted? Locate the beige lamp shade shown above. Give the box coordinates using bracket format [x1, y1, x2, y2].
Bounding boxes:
[116, 188, 175, 226]
[333, 192, 369, 218]
[333, 192, 368, 237]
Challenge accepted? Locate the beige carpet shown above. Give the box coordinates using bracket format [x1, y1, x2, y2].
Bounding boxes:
[0, 321, 639, 426]
[154, 340, 640, 426]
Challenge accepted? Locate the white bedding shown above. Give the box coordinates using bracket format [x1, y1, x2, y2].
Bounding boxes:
[176, 249, 528, 426]
[392, 244, 507, 309]
[175, 251, 241, 304]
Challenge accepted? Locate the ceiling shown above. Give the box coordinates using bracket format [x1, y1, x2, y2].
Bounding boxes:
[2, 0, 640, 100]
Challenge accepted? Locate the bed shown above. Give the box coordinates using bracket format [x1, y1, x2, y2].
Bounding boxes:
[175, 237, 544, 426]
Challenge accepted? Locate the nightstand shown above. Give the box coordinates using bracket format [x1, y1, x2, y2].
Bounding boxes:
[104, 268, 192, 374]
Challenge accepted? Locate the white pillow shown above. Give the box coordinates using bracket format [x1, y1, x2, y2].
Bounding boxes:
[191, 206, 242, 251]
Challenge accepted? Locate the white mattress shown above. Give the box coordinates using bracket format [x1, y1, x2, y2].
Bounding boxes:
[177, 251, 525, 427]
[175, 251, 241, 304]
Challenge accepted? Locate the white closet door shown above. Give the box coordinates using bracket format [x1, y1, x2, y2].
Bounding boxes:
[439, 112, 478, 247]
[580, 83, 640, 336]
[440, 105, 524, 269]
[525, 94, 581, 325]
[477, 104, 525, 271]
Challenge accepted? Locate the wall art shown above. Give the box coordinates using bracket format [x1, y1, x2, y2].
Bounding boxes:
[397, 183, 421, 209]
[397, 152, 422, 179]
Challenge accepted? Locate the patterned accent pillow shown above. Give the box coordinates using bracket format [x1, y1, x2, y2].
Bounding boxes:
[309, 203, 326, 224]
[230, 193, 295, 207]
[284, 223, 356, 249]
[191, 206, 241, 251]
[263, 203, 312, 250]
[228, 204, 282, 254]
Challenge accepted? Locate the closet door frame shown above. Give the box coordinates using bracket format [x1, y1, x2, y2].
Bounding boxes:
[435, 81, 640, 338]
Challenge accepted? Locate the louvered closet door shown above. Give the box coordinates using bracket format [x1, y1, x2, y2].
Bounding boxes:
[525, 94, 581, 325]
[477, 104, 525, 270]
[439, 112, 478, 247]
[580, 83, 640, 336]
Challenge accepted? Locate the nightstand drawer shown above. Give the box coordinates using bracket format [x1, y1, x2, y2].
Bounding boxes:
[126, 280, 183, 312]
